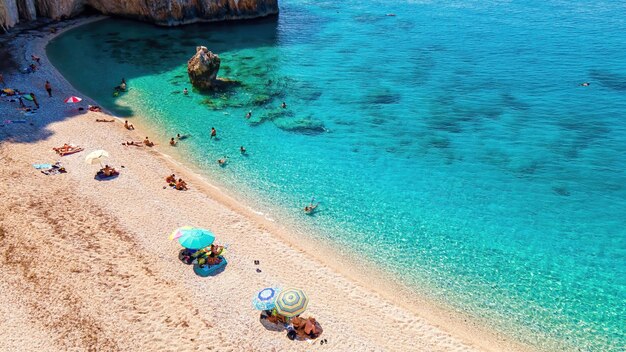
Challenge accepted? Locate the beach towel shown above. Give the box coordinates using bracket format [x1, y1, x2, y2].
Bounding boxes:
[39, 162, 66, 175]
[33, 163, 53, 169]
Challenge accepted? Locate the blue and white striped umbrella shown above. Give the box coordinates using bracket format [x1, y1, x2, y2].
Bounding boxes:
[252, 287, 281, 311]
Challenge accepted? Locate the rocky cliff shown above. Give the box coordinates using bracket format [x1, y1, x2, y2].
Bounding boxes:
[0, 0, 278, 31]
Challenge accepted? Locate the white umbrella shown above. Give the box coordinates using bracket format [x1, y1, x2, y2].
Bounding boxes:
[85, 149, 109, 166]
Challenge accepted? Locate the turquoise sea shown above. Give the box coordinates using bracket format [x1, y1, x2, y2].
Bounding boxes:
[48, 1, 626, 350]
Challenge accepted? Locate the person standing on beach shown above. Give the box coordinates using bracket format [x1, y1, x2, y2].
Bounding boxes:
[210, 127, 217, 139]
[30, 93, 39, 109]
[45, 81, 52, 97]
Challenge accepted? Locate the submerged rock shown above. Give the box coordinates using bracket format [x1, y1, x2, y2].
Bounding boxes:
[187, 46, 221, 90]
[273, 116, 326, 134]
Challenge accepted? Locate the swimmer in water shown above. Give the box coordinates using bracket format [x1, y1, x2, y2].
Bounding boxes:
[281, 101, 287, 108]
[245, 111, 252, 119]
[169, 137, 177, 146]
[183, 88, 188, 95]
[240, 146, 246, 154]
[218, 156, 228, 166]
[210, 127, 217, 139]
[177, 133, 189, 140]
[304, 202, 319, 214]
[580, 82, 590, 87]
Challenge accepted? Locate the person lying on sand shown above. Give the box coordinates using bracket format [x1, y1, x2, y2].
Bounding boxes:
[165, 174, 176, 185]
[143, 137, 155, 147]
[175, 178, 188, 191]
[53, 144, 83, 155]
[53, 143, 72, 153]
[88, 105, 102, 112]
[122, 141, 143, 147]
[95, 118, 114, 122]
[124, 120, 134, 130]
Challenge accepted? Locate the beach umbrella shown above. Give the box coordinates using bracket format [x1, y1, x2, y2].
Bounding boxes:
[64, 96, 82, 104]
[85, 149, 109, 166]
[169, 226, 194, 240]
[252, 287, 281, 311]
[177, 228, 215, 250]
[275, 288, 309, 318]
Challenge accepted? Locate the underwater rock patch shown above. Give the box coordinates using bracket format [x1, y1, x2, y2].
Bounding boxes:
[273, 116, 326, 134]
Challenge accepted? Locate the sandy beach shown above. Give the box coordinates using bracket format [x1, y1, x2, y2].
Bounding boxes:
[0, 17, 532, 352]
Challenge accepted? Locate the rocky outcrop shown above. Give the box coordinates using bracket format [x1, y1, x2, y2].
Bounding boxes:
[0, 0, 19, 29]
[187, 46, 221, 90]
[0, 0, 278, 31]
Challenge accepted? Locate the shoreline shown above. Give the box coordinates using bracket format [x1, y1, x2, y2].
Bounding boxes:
[1, 16, 535, 351]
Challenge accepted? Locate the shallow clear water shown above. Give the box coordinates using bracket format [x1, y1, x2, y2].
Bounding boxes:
[48, 1, 626, 350]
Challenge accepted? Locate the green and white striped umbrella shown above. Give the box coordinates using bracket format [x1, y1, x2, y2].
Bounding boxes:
[275, 288, 308, 318]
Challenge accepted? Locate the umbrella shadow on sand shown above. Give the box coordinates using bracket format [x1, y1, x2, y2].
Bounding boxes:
[94, 173, 119, 181]
[258, 315, 286, 332]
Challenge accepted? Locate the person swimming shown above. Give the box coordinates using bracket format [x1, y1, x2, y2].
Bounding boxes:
[169, 137, 177, 146]
[281, 101, 287, 108]
[240, 146, 246, 154]
[218, 156, 228, 166]
[115, 78, 127, 92]
[304, 202, 319, 214]
[183, 88, 188, 95]
[176, 133, 189, 140]
[580, 82, 590, 86]
[210, 127, 217, 139]
[245, 111, 252, 119]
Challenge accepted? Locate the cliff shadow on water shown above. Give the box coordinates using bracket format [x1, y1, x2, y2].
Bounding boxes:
[46, 16, 279, 118]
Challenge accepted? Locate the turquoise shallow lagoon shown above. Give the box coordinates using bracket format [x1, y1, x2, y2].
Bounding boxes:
[48, 1, 626, 350]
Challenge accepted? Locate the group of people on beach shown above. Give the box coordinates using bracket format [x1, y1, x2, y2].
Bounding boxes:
[261, 309, 323, 341]
[0, 53, 55, 117]
[165, 174, 188, 191]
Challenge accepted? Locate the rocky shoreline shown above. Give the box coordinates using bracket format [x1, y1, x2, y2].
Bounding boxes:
[1, 0, 278, 31]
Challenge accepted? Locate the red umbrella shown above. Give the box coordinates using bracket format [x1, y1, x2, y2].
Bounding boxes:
[64, 96, 82, 104]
